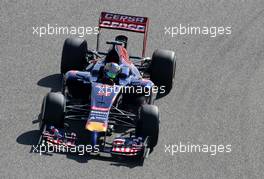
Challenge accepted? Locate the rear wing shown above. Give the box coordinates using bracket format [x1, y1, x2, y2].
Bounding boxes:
[97, 12, 149, 57]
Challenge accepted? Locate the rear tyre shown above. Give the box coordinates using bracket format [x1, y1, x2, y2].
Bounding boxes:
[136, 105, 159, 149]
[150, 49, 176, 95]
[41, 92, 65, 127]
[61, 38, 88, 74]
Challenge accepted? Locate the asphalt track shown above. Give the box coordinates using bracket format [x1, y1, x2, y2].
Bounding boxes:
[1, 0, 264, 178]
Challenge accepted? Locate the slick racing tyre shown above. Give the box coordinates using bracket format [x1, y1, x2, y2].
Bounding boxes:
[41, 92, 65, 127]
[136, 105, 159, 149]
[150, 49, 176, 95]
[61, 38, 88, 74]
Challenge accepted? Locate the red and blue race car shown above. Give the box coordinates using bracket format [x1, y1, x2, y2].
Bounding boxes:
[36, 12, 176, 162]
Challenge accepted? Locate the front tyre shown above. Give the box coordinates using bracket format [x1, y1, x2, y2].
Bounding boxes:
[41, 92, 65, 127]
[136, 105, 159, 149]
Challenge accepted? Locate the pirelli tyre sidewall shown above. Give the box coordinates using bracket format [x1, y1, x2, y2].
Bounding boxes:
[136, 104, 159, 149]
[61, 37, 88, 74]
[150, 49, 176, 95]
[42, 92, 65, 128]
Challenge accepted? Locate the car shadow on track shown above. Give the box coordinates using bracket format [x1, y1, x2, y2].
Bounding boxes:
[37, 73, 63, 92]
[66, 153, 144, 168]
[16, 130, 41, 146]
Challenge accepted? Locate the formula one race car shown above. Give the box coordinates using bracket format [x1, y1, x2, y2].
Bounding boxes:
[36, 12, 176, 162]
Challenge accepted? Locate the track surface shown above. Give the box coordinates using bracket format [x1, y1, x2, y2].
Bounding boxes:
[1, 0, 264, 178]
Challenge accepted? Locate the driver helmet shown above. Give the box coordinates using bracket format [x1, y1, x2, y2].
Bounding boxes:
[104, 62, 121, 79]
